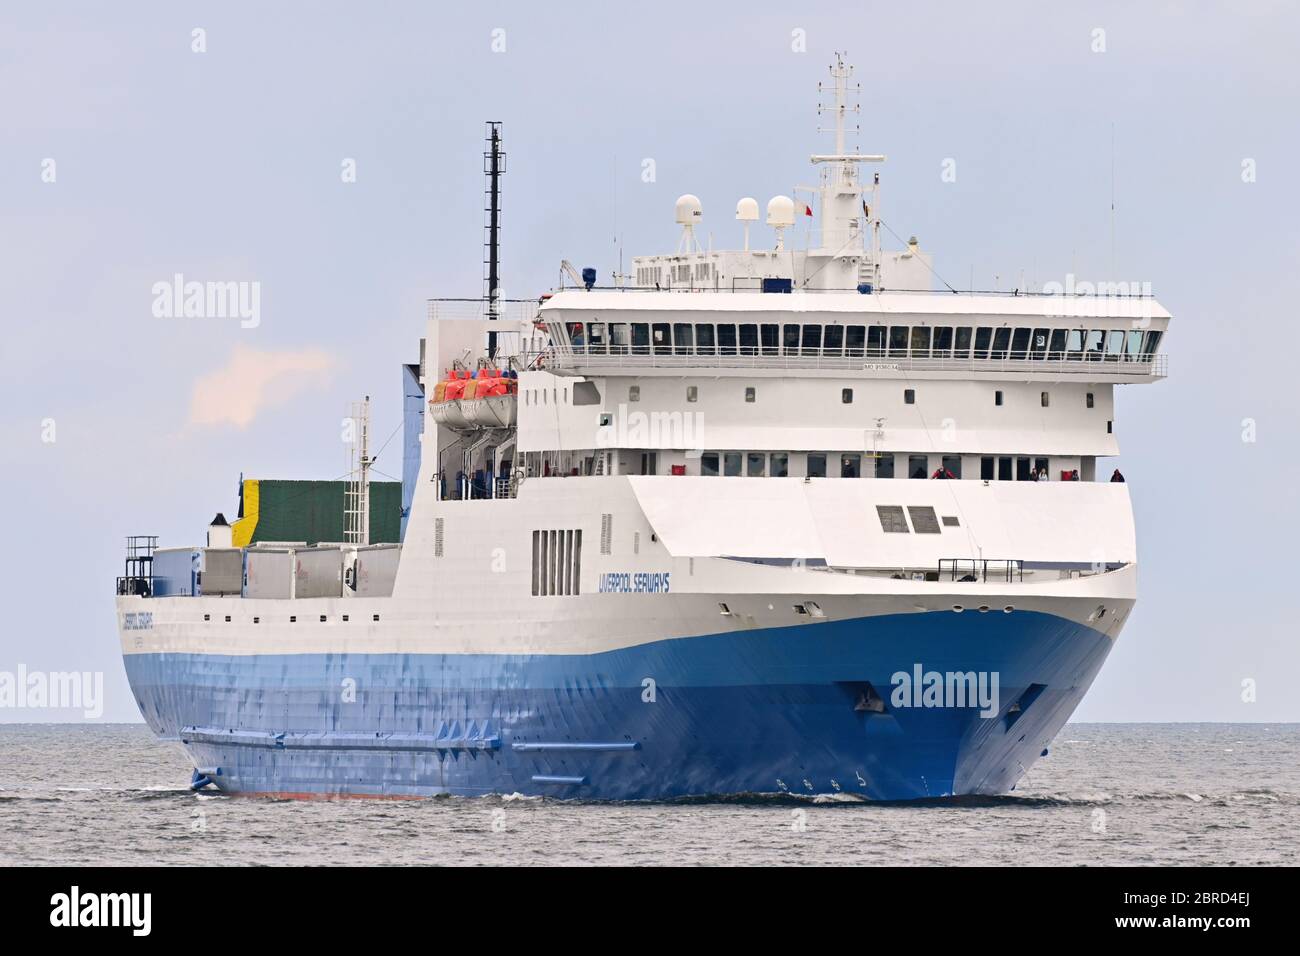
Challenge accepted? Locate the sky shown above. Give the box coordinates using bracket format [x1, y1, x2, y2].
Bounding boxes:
[1, 1, 1297, 722]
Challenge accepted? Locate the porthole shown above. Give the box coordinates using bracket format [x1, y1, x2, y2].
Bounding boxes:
[978, 605, 990, 613]
[1003, 606, 1014, 614]
[951, 605, 964, 613]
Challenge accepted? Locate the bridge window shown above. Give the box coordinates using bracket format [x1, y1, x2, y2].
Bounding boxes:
[866, 326, 885, 357]
[747, 452, 766, 477]
[823, 325, 844, 355]
[723, 452, 742, 476]
[932, 327, 953, 357]
[588, 322, 606, 354]
[889, 326, 909, 357]
[998, 456, 1012, 480]
[981, 456, 994, 480]
[846, 325, 867, 357]
[1035, 457, 1049, 477]
[841, 454, 861, 478]
[695, 323, 716, 355]
[991, 328, 1011, 359]
[1049, 328, 1067, 358]
[1011, 327, 1031, 358]
[974, 327, 992, 359]
[1031, 328, 1050, 358]
[874, 453, 895, 478]
[761, 323, 779, 356]
[783, 324, 801, 355]
[673, 323, 693, 355]
[770, 452, 789, 477]
[1106, 329, 1125, 359]
[652, 323, 671, 355]
[954, 326, 973, 357]
[1016, 456, 1033, 481]
[630, 323, 650, 355]
[739, 324, 759, 355]
[801, 324, 822, 356]
[1142, 330, 1163, 355]
[910, 326, 931, 356]
[1126, 329, 1144, 357]
[1085, 329, 1105, 360]
[909, 455, 928, 479]
[876, 505, 909, 533]
[807, 453, 828, 478]
[942, 456, 962, 479]
[701, 452, 719, 477]
[1067, 328, 1084, 358]
[717, 324, 737, 355]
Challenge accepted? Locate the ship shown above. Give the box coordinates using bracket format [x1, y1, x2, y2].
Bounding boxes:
[115, 59, 1169, 799]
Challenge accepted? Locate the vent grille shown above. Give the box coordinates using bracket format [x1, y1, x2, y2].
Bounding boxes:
[600, 514, 612, 555]
[434, 517, 444, 557]
[532, 528, 582, 596]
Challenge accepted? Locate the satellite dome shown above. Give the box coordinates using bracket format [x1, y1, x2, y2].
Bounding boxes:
[735, 197, 759, 222]
[674, 194, 703, 226]
[766, 195, 795, 227]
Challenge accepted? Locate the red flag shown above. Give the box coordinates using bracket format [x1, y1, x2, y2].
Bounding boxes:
[804, 204, 814, 217]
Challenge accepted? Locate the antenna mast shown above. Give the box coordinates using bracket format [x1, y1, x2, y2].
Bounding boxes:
[483, 121, 506, 360]
[811, 54, 884, 282]
[345, 396, 372, 546]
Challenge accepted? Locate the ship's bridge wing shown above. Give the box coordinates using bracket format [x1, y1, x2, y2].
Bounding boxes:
[626, 476, 1136, 567]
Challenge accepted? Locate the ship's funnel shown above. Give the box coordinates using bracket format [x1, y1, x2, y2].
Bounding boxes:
[207, 512, 233, 548]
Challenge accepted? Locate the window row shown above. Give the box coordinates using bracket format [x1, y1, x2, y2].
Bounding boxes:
[560, 321, 1162, 361]
[694, 451, 1089, 481]
[700, 452, 964, 479]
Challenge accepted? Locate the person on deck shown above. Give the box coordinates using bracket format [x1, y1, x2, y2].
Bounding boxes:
[1110, 468, 1126, 483]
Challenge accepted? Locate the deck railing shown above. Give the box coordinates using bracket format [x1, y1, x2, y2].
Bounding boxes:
[539, 347, 1167, 377]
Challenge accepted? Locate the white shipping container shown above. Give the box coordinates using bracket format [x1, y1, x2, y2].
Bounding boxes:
[202, 548, 244, 596]
[244, 549, 294, 599]
[295, 547, 343, 599]
[348, 544, 401, 598]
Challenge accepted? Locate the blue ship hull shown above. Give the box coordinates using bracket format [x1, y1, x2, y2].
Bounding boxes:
[123, 609, 1112, 800]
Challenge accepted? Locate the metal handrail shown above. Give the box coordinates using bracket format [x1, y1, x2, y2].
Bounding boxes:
[539, 347, 1167, 376]
[939, 558, 1024, 584]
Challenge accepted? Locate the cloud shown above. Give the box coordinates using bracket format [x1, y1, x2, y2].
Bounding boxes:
[187, 344, 338, 429]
